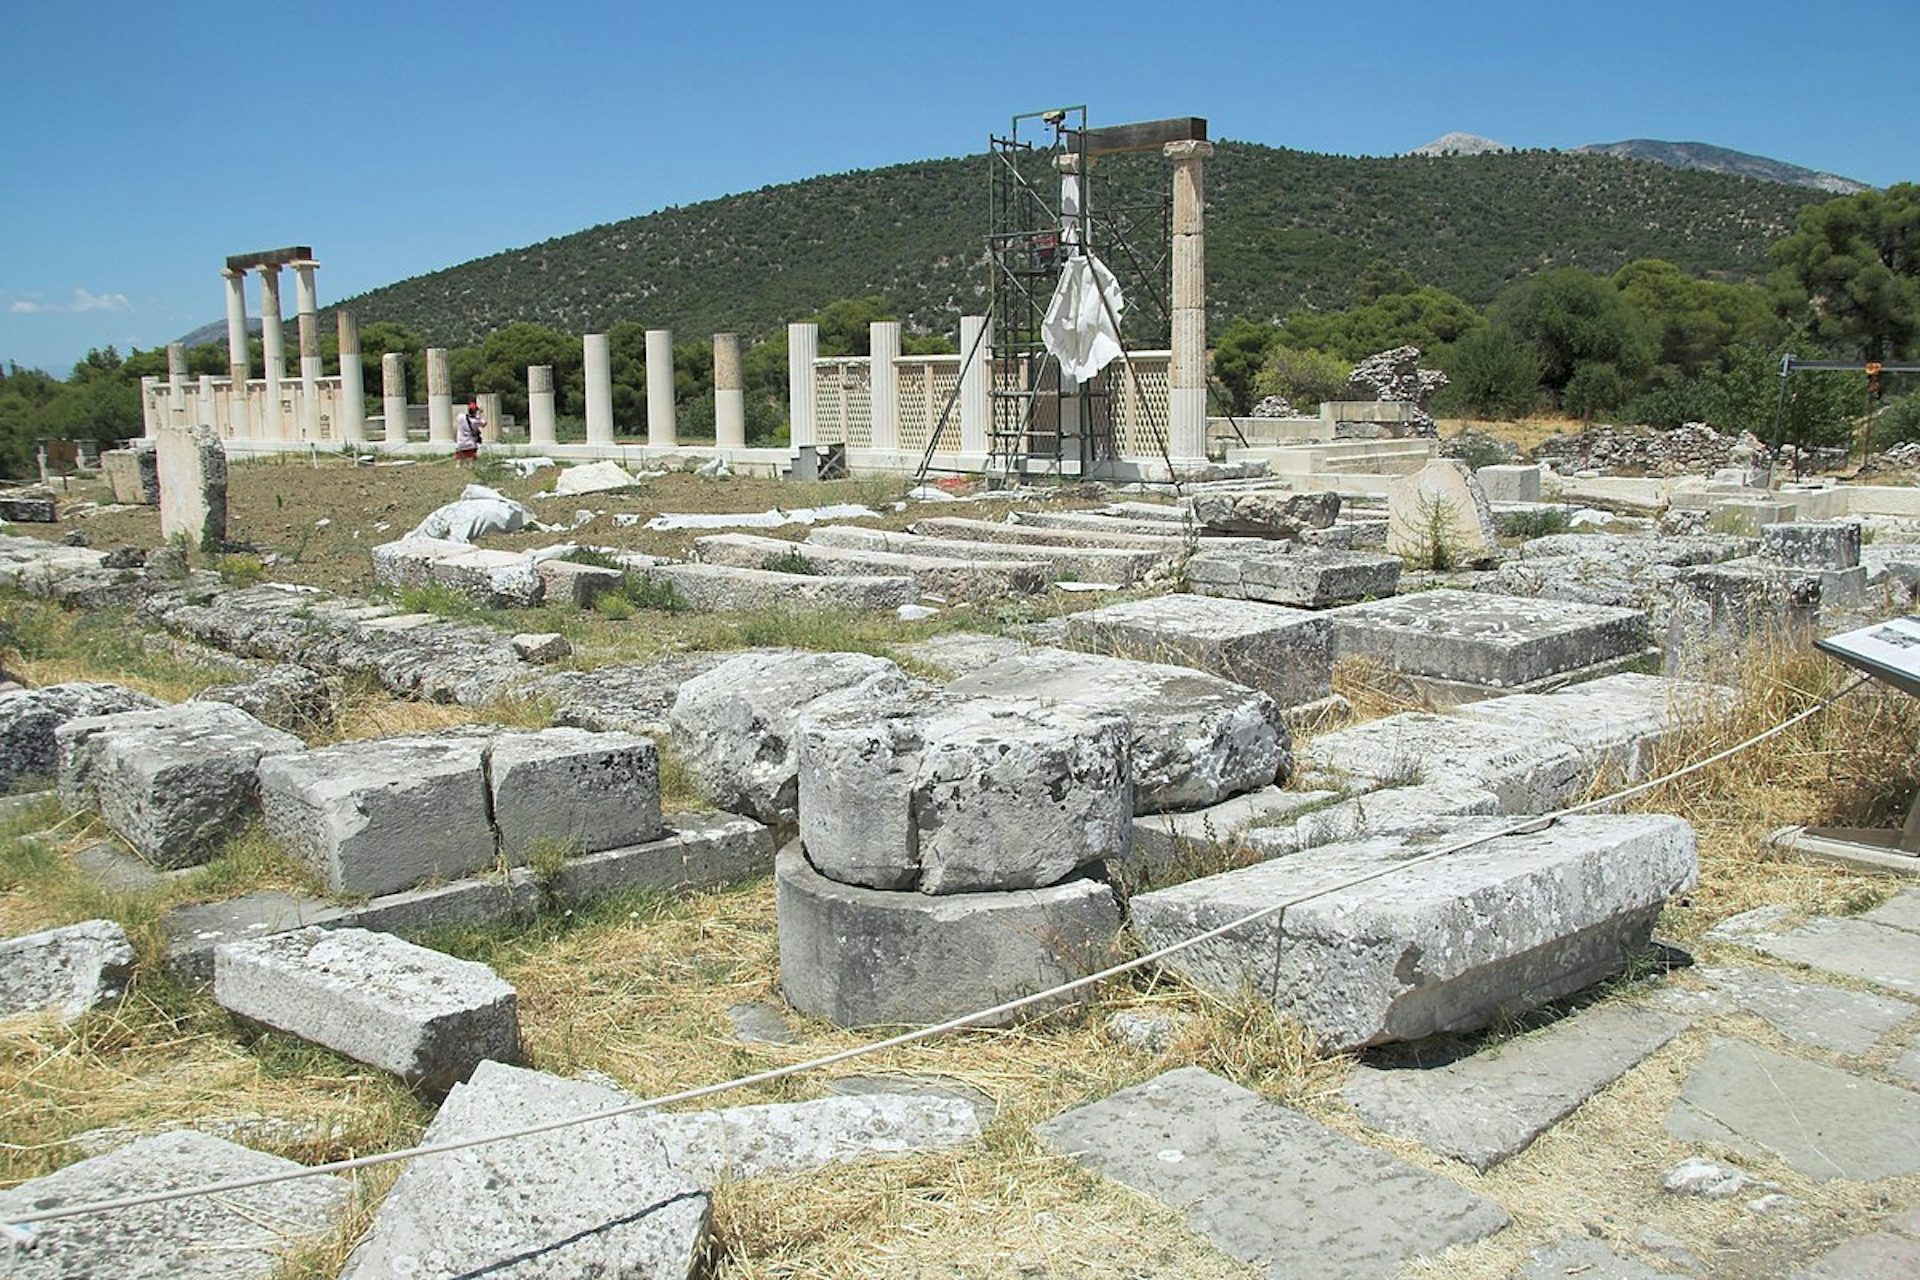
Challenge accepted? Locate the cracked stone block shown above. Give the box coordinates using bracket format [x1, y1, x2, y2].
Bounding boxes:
[1131, 814, 1697, 1050]
[1188, 489, 1340, 537]
[1759, 521, 1860, 570]
[1331, 588, 1650, 690]
[1694, 964, 1914, 1056]
[1298, 712, 1588, 813]
[1387, 459, 1499, 563]
[0, 918, 134, 1020]
[0, 1131, 350, 1280]
[694, 531, 1049, 600]
[257, 733, 495, 896]
[369, 536, 471, 590]
[1185, 544, 1402, 608]
[797, 697, 1130, 893]
[1242, 781, 1502, 856]
[215, 926, 519, 1089]
[195, 663, 334, 733]
[488, 727, 663, 863]
[65, 702, 302, 867]
[1665, 563, 1820, 676]
[1060, 593, 1334, 711]
[434, 548, 546, 607]
[0, 680, 160, 792]
[536, 557, 625, 608]
[509, 631, 571, 663]
[642, 562, 918, 613]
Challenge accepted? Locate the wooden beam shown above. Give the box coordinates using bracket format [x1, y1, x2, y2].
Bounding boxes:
[225, 246, 315, 271]
[1070, 117, 1207, 158]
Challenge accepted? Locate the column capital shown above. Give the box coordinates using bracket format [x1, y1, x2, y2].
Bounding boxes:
[1053, 152, 1086, 174]
[222, 266, 246, 281]
[1164, 139, 1215, 163]
[288, 258, 320, 272]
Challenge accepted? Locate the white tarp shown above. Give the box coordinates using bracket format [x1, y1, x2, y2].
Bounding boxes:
[405, 484, 537, 544]
[642, 504, 880, 532]
[1042, 253, 1126, 383]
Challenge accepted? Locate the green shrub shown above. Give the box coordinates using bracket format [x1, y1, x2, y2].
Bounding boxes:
[215, 554, 266, 587]
[1874, 391, 1920, 447]
[1499, 507, 1570, 539]
[759, 550, 819, 576]
[1441, 327, 1541, 419]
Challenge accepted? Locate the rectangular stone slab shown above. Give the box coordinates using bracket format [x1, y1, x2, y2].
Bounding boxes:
[1036, 1067, 1508, 1278]
[693, 532, 1047, 600]
[1343, 1003, 1688, 1169]
[1060, 593, 1334, 710]
[641, 561, 916, 613]
[807, 524, 1166, 585]
[487, 727, 663, 862]
[1665, 1038, 1920, 1181]
[1130, 814, 1697, 1049]
[1298, 711, 1589, 813]
[1185, 545, 1402, 607]
[214, 925, 519, 1089]
[1330, 589, 1649, 688]
[1695, 964, 1915, 1056]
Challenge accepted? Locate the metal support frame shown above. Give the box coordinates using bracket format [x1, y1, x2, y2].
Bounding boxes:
[1766, 353, 1920, 482]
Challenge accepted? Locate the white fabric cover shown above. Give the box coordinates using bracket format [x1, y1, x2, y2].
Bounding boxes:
[404, 484, 536, 543]
[1042, 254, 1126, 383]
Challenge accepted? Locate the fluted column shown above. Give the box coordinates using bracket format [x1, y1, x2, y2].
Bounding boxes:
[382, 353, 408, 445]
[583, 333, 613, 445]
[646, 328, 676, 448]
[869, 320, 900, 452]
[528, 365, 557, 445]
[959, 315, 990, 458]
[259, 264, 287, 439]
[426, 348, 453, 444]
[165, 343, 189, 427]
[222, 268, 252, 438]
[292, 259, 321, 439]
[787, 322, 818, 449]
[1165, 139, 1213, 465]
[336, 310, 365, 444]
[714, 333, 745, 448]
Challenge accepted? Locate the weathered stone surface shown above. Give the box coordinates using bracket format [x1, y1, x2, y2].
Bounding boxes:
[1037, 1067, 1508, 1279]
[0, 1131, 349, 1280]
[917, 514, 1204, 551]
[1299, 712, 1587, 812]
[1730, 892, 1920, 997]
[1242, 781, 1503, 856]
[257, 733, 495, 896]
[0, 918, 134, 1020]
[776, 843, 1121, 1027]
[1185, 544, 1401, 607]
[549, 811, 775, 905]
[1897, 1033, 1920, 1085]
[1387, 458, 1499, 564]
[808, 524, 1168, 587]
[1131, 814, 1697, 1049]
[195, 662, 334, 732]
[1188, 489, 1339, 538]
[641, 561, 918, 613]
[537, 557, 625, 608]
[534, 651, 737, 737]
[1760, 520, 1861, 570]
[1666, 1038, 1920, 1181]
[509, 631, 571, 663]
[154, 425, 227, 545]
[948, 648, 1289, 813]
[435, 547, 546, 606]
[68, 702, 301, 867]
[340, 1060, 709, 1280]
[668, 650, 910, 825]
[101, 445, 159, 505]
[488, 727, 663, 863]
[1127, 786, 1343, 886]
[1517, 1238, 1689, 1280]
[1477, 463, 1543, 503]
[370, 536, 472, 590]
[0, 681, 160, 791]
[646, 1091, 983, 1183]
[1788, 1208, 1920, 1280]
[0, 495, 57, 522]
[215, 926, 519, 1089]
[798, 697, 1130, 894]
[1695, 964, 1914, 1056]
[1664, 562, 1820, 676]
[1330, 589, 1650, 690]
[1344, 1003, 1687, 1169]
[694, 532, 1049, 600]
[1060, 593, 1333, 711]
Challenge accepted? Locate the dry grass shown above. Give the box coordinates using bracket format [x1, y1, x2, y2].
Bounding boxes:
[1329, 653, 1437, 722]
[1439, 415, 1584, 456]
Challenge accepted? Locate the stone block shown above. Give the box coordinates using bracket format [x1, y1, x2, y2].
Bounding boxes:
[434, 547, 545, 606]
[101, 447, 159, 505]
[643, 561, 918, 613]
[797, 697, 1130, 893]
[1666, 1038, 1920, 1181]
[339, 1060, 709, 1279]
[1130, 814, 1697, 1049]
[1664, 562, 1820, 675]
[1476, 463, 1543, 503]
[0, 918, 134, 1020]
[536, 557, 625, 607]
[487, 727, 663, 862]
[1343, 1003, 1687, 1169]
[693, 532, 1049, 600]
[1387, 458, 1498, 564]
[0, 495, 57, 522]
[1127, 786, 1343, 887]
[807, 524, 1166, 586]
[76, 702, 302, 867]
[1788, 1213, 1920, 1280]
[1694, 964, 1914, 1056]
[0, 1131, 349, 1280]
[645, 1090, 983, 1183]
[195, 663, 334, 732]
[1187, 489, 1340, 538]
[1708, 496, 1796, 533]
[550, 812, 774, 905]
[776, 843, 1122, 1028]
[1729, 893, 1920, 998]
[667, 650, 911, 825]
[1036, 1067, 1509, 1279]
[370, 536, 470, 590]
[948, 648, 1289, 813]
[0, 680, 160, 792]
[1449, 671, 1727, 783]
[215, 926, 519, 1089]
[1760, 520, 1860, 570]
[256, 733, 495, 896]
[1518, 1239, 1690, 1280]
[1060, 594, 1333, 712]
[154, 425, 227, 546]
[1331, 588, 1650, 689]
[1185, 544, 1401, 607]
[1298, 712, 1587, 812]
[918, 514, 1200, 550]
[509, 630, 571, 663]
[1242, 781, 1503, 856]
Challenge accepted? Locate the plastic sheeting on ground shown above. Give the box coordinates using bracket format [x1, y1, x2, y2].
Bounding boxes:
[642, 504, 879, 532]
[404, 484, 538, 543]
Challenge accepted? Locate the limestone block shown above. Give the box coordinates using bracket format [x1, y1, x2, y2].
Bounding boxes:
[1060, 593, 1334, 711]
[1298, 712, 1587, 812]
[154, 425, 227, 545]
[0, 680, 160, 792]
[1664, 563, 1820, 676]
[0, 1131, 350, 1280]
[667, 650, 911, 825]
[1129, 813, 1698, 1049]
[369, 536, 470, 590]
[102, 446, 160, 505]
[776, 843, 1122, 1027]
[1185, 544, 1401, 607]
[1127, 786, 1343, 887]
[0, 496, 56, 522]
[339, 1060, 709, 1279]
[0, 918, 134, 1020]
[256, 734, 495, 896]
[1759, 520, 1861, 570]
[1331, 588, 1650, 689]
[948, 648, 1288, 813]
[537, 557, 625, 607]
[1386, 458, 1498, 564]
[1476, 463, 1543, 503]
[488, 727, 663, 862]
[509, 631, 571, 663]
[215, 926, 519, 1088]
[195, 663, 334, 732]
[693, 532, 1049, 600]
[647, 1090, 982, 1182]
[797, 698, 1130, 893]
[1187, 489, 1339, 538]
[433, 547, 545, 606]
[806, 525, 1166, 587]
[1450, 671, 1727, 783]
[75, 702, 302, 867]
[1242, 781, 1503, 856]
[643, 562, 918, 613]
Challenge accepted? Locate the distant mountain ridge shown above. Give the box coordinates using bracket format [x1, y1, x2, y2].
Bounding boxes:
[1407, 132, 1513, 156]
[1571, 139, 1871, 195]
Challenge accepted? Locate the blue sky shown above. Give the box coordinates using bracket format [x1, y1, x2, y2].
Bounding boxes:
[2, 0, 1913, 375]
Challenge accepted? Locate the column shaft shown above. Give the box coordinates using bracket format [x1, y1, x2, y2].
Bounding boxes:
[583, 333, 614, 445]
[336, 310, 366, 444]
[258, 265, 287, 439]
[292, 260, 322, 440]
[787, 322, 819, 449]
[426, 348, 454, 444]
[381, 353, 408, 446]
[869, 321, 901, 452]
[1165, 140, 1214, 466]
[222, 268, 252, 437]
[645, 328, 676, 448]
[959, 316, 991, 458]
[528, 365, 557, 445]
[713, 332, 745, 449]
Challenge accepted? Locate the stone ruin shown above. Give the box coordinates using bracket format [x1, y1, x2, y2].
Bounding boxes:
[1340, 344, 1448, 435]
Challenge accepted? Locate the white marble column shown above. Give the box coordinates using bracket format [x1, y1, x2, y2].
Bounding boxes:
[713, 333, 745, 449]
[198, 374, 218, 432]
[959, 315, 991, 459]
[426, 347, 454, 444]
[259, 264, 287, 439]
[382, 353, 408, 446]
[646, 328, 676, 448]
[292, 259, 322, 440]
[166, 343, 189, 427]
[869, 321, 901, 452]
[787, 322, 819, 449]
[528, 365, 557, 445]
[583, 332, 614, 445]
[478, 392, 503, 445]
[336, 310, 366, 444]
[1165, 140, 1214, 465]
[222, 268, 252, 438]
